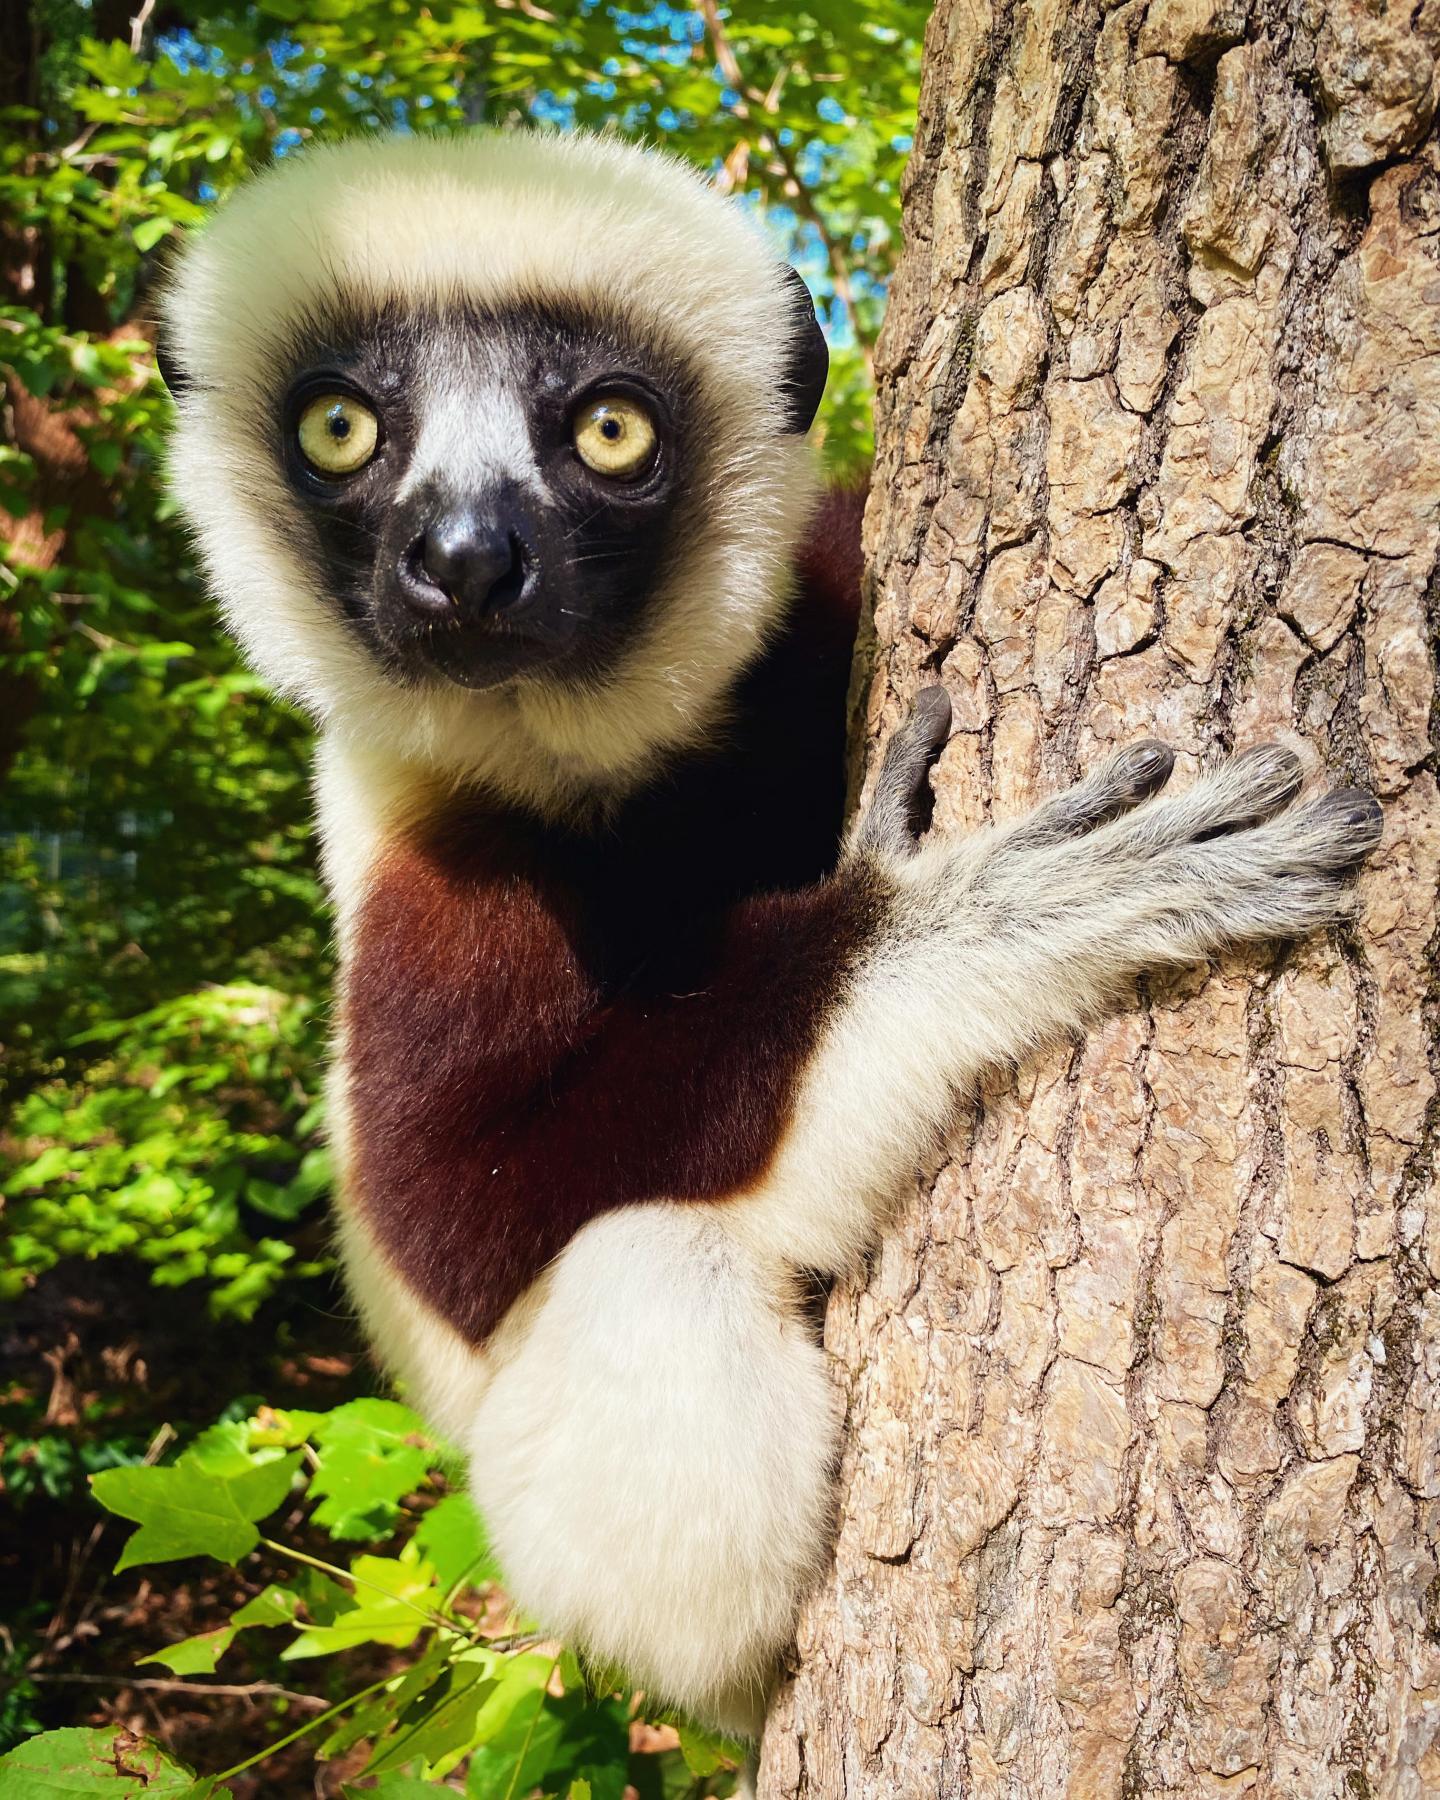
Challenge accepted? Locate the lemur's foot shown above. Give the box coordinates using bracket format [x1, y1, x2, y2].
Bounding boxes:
[1088, 741, 1382, 875]
[1001, 739, 1380, 873]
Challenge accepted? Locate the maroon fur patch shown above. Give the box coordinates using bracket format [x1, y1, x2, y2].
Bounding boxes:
[344, 489, 878, 1345]
[792, 483, 866, 645]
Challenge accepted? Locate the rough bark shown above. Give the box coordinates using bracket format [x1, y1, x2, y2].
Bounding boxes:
[760, 1, 1440, 1794]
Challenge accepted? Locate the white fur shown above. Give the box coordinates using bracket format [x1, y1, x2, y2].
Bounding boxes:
[161, 128, 821, 819]
[467, 1205, 836, 1739]
[398, 371, 541, 502]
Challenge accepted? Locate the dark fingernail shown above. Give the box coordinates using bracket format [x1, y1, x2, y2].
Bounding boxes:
[914, 686, 953, 741]
[1237, 742, 1303, 779]
[1340, 791, 1383, 834]
[1123, 740, 1174, 791]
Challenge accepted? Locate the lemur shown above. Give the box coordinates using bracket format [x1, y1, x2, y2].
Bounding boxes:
[158, 129, 1382, 1739]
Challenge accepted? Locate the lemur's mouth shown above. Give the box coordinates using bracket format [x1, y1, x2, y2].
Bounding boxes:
[405, 614, 560, 691]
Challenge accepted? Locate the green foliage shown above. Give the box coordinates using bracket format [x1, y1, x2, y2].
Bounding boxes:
[15, 1399, 743, 1797]
[1, 301, 323, 1075]
[0, 1725, 212, 1796]
[0, 1392, 144, 1506]
[3, 983, 329, 1315]
[92, 1449, 304, 1571]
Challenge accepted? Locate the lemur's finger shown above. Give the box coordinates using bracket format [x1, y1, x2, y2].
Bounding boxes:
[1145, 782, 1384, 949]
[857, 685, 952, 857]
[1276, 786, 1385, 871]
[1011, 739, 1176, 846]
[1113, 741, 1304, 854]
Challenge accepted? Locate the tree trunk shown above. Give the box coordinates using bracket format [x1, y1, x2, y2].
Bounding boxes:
[760, 1, 1440, 1794]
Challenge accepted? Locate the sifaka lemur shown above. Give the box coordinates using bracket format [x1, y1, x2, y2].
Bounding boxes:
[158, 129, 1383, 1738]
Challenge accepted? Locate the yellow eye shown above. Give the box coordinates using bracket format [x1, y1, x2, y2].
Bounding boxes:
[296, 392, 380, 475]
[572, 394, 657, 478]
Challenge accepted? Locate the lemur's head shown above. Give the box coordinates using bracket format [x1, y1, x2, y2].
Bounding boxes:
[159, 130, 828, 809]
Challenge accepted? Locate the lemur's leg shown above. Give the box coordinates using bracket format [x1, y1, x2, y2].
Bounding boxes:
[732, 722, 1382, 1275]
[465, 1203, 834, 1740]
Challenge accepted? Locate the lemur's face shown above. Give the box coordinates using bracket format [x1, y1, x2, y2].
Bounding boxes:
[275, 304, 699, 693]
[161, 131, 828, 802]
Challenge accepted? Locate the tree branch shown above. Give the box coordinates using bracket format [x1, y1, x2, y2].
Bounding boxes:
[28, 1672, 327, 1708]
[696, 0, 873, 372]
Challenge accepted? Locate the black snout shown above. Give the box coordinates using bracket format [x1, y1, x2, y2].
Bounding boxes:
[398, 507, 533, 621]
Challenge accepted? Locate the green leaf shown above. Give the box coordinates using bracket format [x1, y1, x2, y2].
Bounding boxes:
[320, 1640, 453, 1760]
[0, 1728, 217, 1794]
[139, 1582, 298, 1674]
[308, 1399, 433, 1539]
[184, 1419, 283, 1477]
[568, 1783, 593, 1800]
[231, 1583, 302, 1628]
[675, 1720, 743, 1778]
[464, 1654, 565, 1798]
[281, 1553, 439, 1658]
[340, 1774, 437, 1798]
[132, 217, 173, 253]
[546, 1695, 630, 1800]
[138, 1626, 236, 1675]
[91, 1451, 302, 1571]
[362, 1658, 497, 1778]
[414, 1491, 497, 1592]
[246, 1145, 330, 1220]
[464, 1690, 563, 1800]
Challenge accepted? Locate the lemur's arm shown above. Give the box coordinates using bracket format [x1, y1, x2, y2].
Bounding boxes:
[345, 700, 1380, 1343]
[738, 698, 1383, 1271]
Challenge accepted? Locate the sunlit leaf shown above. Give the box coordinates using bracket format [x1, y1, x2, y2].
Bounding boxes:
[0, 1728, 220, 1795]
[281, 1553, 441, 1657]
[363, 1657, 497, 1778]
[91, 1450, 302, 1570]
[308, 1398, 434, 1539]
[414, 1490, 498, 1592]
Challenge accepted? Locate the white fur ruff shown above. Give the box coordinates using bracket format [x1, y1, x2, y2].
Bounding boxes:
[160, 128, 822, 819]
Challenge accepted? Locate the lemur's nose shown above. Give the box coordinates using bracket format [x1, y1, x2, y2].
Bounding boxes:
[400, 510, 530, 621]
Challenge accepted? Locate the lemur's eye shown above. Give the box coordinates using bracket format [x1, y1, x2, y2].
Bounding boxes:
[572, 394, 657, 479]
[296, 393, 380, 476]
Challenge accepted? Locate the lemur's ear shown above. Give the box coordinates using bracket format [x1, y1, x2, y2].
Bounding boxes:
[151, 317, 187, 397]
[780, 266, 828, 434]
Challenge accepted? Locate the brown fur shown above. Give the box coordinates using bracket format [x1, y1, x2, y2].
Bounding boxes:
[343, 494, 880, 1345]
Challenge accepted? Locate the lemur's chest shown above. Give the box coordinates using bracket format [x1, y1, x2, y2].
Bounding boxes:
[340, 783, 869, 1348]
[337, 566, 864, 1349]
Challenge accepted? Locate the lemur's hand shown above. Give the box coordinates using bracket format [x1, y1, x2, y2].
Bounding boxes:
[901, 737, 1383, 978]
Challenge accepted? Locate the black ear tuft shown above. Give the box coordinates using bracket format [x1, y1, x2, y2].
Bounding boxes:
[152, 320, 187, 397]
[779, 266, 828, 434]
